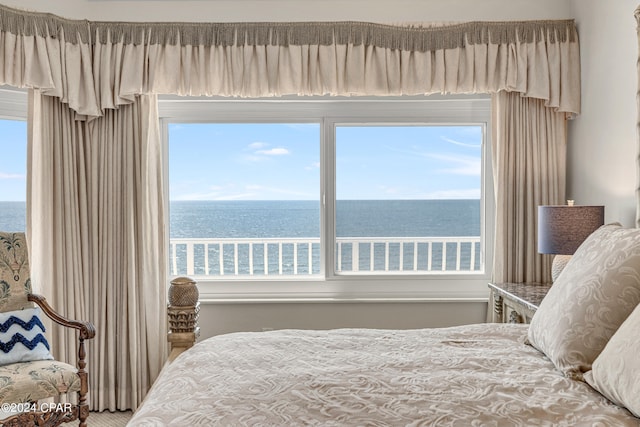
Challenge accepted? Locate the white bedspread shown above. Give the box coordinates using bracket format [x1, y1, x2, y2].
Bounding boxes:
[128, 323, 639, 426]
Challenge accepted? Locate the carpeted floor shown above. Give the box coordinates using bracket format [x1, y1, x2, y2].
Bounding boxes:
[70, 410, 132, 426]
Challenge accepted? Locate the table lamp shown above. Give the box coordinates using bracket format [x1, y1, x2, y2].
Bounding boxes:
[538, 202, 604, 282]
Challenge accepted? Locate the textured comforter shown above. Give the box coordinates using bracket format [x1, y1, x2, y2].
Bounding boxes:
[128, 324, 639, 426]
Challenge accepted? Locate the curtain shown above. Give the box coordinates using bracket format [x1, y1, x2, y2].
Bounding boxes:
[91, 20, 580, 116]
[491, 91, 567, 284]
[0, 4, 580, 118]
[3, 2, 581, 409]
[27, 90, 166, 411]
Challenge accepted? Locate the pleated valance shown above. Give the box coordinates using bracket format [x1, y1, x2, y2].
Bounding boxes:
[0, 3, 580, 118]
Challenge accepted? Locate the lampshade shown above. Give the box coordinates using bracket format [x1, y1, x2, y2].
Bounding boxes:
[538, 205, 605, 255]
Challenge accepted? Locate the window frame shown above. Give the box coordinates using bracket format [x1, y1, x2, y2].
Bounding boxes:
[163, 94, 495, 301]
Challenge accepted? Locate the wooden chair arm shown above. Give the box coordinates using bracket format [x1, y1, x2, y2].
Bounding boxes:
[28, 293, 96, 340]
[26, 293, 94, 426]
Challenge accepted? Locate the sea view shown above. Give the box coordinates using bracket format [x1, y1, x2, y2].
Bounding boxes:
[0, 199, 481, 274]
[171, 199, 480, 238]
[0, 201, 25, 232]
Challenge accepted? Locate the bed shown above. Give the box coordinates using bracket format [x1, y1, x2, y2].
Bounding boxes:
[129, 223, 640, 426]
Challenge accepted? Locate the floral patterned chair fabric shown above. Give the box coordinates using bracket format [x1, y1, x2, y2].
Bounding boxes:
[0, 232, 32, 312]
[0, 360, 81, 403]
[0, 232, 95, 427]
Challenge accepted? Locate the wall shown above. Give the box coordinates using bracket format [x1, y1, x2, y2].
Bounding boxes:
[198, 301, 487, 338]
[3, 0, 585, 337]
[4, 0, 571, 23]
[567, 0, 639, 227]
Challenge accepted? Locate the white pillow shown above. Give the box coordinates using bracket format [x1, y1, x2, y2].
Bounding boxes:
[527, 223, 640, 379]
[0, 307, 54, 366]
[584, 303, 640, 417]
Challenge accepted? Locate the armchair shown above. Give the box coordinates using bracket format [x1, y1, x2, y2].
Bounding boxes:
[0, 232, 95, 427]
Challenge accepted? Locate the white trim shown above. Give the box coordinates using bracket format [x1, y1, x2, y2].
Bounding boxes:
[158, 94, 491, 120]
[169, 272, 492, 300]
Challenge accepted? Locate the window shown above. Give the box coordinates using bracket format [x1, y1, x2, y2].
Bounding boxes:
[169, 123, 321, 277]
[334, 125, 482, 274]
[161, 95, 493, 300]
[0, 118, 27, 232]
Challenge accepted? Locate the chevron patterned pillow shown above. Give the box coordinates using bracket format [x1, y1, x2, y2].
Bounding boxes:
[0, 307, 53, 366]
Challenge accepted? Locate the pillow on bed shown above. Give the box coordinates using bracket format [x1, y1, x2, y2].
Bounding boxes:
[0, 307, 53, 366]
[584, 303, 640, 418]
[527, 223, 640, 379]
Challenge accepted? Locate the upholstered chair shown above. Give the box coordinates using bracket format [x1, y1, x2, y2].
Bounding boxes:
[0, 232, 95, 427]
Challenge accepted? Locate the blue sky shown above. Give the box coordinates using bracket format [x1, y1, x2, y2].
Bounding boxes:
[169, 123, 482, 201]
[0, 119, 27, 202]
[0, 120, 482, 202]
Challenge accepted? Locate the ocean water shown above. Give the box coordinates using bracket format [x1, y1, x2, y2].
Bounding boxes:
[170, 199, 480, 238]
[0, 202, 26, 232]
[0, 200, 480, 237]
[0, 200, 481, 274]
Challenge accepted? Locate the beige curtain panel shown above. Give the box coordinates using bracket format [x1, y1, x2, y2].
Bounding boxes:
[491, 91, 567, 285]
[0, 4, 580, 118]
[28, 90, 166, 411]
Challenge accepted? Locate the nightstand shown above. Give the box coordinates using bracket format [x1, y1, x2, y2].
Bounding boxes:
[488, 282, 552, 324]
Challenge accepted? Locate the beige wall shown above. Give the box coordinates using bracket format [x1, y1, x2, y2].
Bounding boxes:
[5, 0, 571, 22]
[8, 0, 637, 337]
[567, 0, 638, 227]
[198, 301, 487, 338]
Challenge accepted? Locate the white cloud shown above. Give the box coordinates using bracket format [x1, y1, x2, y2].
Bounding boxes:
[374, 185, 479, 200]
[423, 189, 481, 199]
[247, 142, 268, 150]
[242, 143, 291, 162]
[441, 136, 481, 148]
[245, 184, 313, 198]
[305, 162, 320, 170]
[0, 172, 25, 180]
[172, 182, 253, 200]
[447, 164, 481, 176]
[428, 153, 481, 176]
[174, 182, 314, 201]
[255, 147, 290, 156]
[175, 191, 258, 201]
[379, 185, 400, 195]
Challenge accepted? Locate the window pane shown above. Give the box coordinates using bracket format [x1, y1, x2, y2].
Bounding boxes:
[0, 119, 27, 232]
[169, 123, 321, 277]
[335, 125, 482, 274]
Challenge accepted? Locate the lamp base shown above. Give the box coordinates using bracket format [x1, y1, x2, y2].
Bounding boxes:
[551, 254, 572, 282]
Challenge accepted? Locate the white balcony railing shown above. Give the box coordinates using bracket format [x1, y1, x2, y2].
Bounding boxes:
[170, 237, 481, 276]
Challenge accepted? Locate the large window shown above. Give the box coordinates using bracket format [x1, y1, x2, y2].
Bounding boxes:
[161, 95, 493, 300]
